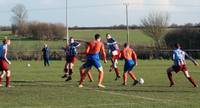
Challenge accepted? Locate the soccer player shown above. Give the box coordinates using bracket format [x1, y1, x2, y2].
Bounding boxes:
[106, 33, 121, 80]
[62, 37, 80, 81]
[120, 43, 139, 86]
[166, 43, 199, 87]
[0, 38, 11, 88]
[42, 44, 50, 66]
[79, 34, 107, 88]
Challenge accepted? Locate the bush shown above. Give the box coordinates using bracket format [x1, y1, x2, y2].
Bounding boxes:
[164, 28, 200, 49]
[27, 22, 66, 40]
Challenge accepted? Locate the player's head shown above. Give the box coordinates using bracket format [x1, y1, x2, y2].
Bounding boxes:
[174, 43, 181, 49]
[44, 44, 48, 48]
[69, 37, 74, 43]
[124, 43, 129, 48]
[106, 33, 111, 39]
[3, 37, 11, 45]
[95, 34, 101, 41]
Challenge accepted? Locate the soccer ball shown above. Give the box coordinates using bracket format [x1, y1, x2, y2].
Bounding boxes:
[139, 78, 144, 84]
[27, 64, 31, 67]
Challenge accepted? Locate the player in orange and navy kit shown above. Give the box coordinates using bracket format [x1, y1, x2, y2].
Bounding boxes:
[120, 43, 139, 86]
[62, 37, 80, 81]
[166, 43, 199, 87]
[79, 34, 107, 88]
[106, 33, 121, 80]
[0, 38, 12, 88]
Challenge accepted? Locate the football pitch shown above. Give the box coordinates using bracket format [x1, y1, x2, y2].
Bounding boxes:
[0, 60, 200, 108]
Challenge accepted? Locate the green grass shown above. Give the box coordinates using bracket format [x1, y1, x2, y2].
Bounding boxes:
[0, 29, 154, 51]
[0, 60, 199, 108]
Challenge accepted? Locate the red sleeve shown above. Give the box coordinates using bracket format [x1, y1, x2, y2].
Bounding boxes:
[101, 43, 106, 61]
[85, 43, 91, 54]
[132, 50, 138, 64]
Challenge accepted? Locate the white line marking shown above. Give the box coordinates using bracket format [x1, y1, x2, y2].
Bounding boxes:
[67, 103, 137, 108]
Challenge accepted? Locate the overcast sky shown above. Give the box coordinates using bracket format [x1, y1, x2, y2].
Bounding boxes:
[0, 0, 200, 27]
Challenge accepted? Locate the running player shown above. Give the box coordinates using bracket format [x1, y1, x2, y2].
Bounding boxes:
[106, 33, 121, 80]
[79, 34, 107, 88]
[120, 43, 139, 86]
[62, 37, 80, 81]
[166, 43, 199, 87]
[0, 38, 11, 88]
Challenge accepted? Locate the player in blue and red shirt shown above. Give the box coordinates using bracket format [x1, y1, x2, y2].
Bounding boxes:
[120, 43, 139, 86]
[166, 43, 199, 87]
[79, 34, 107, 88]
[0, 38, 11, 88]
[62, 37, 81, 81]
[106, 33, 121, 80]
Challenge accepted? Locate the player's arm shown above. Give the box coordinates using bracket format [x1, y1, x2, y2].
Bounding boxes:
[3, 48, 11, 64]
[185, 52, 199, 66]
[101, 44, 107, 63]
[75, 41, 81, 48]
[132, 50, 138, 66]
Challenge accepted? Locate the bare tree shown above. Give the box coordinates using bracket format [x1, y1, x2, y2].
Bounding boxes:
[11, 4, 28, 36]
[141, 12, 169, 49]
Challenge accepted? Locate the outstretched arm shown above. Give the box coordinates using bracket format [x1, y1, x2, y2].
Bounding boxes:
[185, 52, 199, 66]
[3, 48, 11, 64]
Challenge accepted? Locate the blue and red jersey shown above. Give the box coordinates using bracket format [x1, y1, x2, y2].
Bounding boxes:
[172, 48, 186, 66]
[0, 44, 7, 59]
[107, 38, 119, 52]
[66, 41, 80, 56]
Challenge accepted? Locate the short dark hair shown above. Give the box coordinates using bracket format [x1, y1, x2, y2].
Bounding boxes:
[124, 43, 129, 48]
[174, 43, 181, 48]
[95, 34, 101, 40]
[106, 33, 110, 37]
[69, 37, 73, 40]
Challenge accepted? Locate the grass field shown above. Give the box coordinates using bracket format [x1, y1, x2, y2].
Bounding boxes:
[0, 60, 200, 108]
[0, 29, 154, 51]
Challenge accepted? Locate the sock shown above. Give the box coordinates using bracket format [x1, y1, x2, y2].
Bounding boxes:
[64, 68, 68, 75]
[69, 69, 73, 76]
[87, 72, 93, 81]
[123, 73, 128, 84]
[6, 76, 10, 87]
[167, 72, 174, 84]
[187, 77, 197, 87]
[114, 68, 120, 77]
[0, 77, 2, 85]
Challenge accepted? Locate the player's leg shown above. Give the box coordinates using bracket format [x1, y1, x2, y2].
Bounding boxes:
[109, 58, 114, 72]
[183, 70, 198, 87]
[113, 59, 121, 80]
[166, 66, 175, 87]
[79, 66, 90, 87]
[123, 72, 128, 85]
[129, 71, 139, 86]
[44, 57, 47, 66]
[5, 70, 11, 88]
[94, 59, 105, 88]
[0, 71, 5, 87]
[66, 63, 74, 81]
[87, 70, 94, 82]
[46, 57, 50, 66]
[97, 66, 105, 88]
[62, 62, 69, 78]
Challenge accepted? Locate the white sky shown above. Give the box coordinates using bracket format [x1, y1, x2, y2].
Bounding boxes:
[0, 0, 199, 26]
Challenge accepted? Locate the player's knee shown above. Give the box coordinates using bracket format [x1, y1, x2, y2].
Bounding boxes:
[98, 67, 104, 73]
[167, 68, 172, 73]
[6, 70, 11, 77]
[184, 71, 190, 78]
